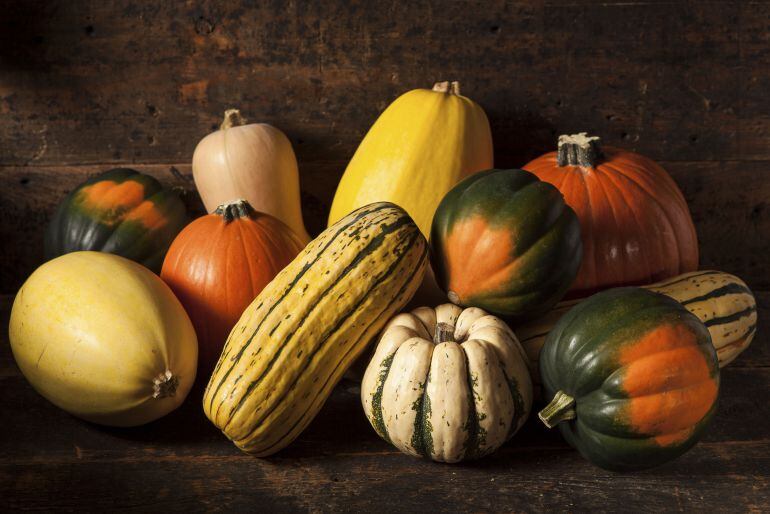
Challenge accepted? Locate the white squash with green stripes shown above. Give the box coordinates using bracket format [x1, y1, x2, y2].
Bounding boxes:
[361, 304, 532, 462]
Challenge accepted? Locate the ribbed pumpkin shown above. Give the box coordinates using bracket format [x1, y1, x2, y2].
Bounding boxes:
[45, 168, 187, 272]
[328, 81, 493, 236]
[160, 199, 304, 378]
[430, 168, 582, 320]
[523, 133, 698, 297]
[517, 270, 757, 388]
[539, 288, 719, 471]
[204, 202, 428, 456]
[361, 304, 532, 463]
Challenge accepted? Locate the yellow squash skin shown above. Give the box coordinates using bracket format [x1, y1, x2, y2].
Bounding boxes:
[328, 82, 493, 236]
[9, 251, 197, 426]
[204, 202, 427, 456]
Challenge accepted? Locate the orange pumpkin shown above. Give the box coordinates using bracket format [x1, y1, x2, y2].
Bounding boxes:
[523, 133, 698, 297]
[160, 199, 304, 378]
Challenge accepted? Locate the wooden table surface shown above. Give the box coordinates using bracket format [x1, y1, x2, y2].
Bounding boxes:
[1, 292, 768, 512]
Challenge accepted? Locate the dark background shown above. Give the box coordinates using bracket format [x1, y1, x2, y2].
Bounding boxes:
[1, 1, 769, 511]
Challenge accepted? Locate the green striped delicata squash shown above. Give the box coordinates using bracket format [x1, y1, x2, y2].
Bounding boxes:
[539, 287, 719, 471]
[45, 168, 187, 273]
[430, 168, 582, 320]
[361, 303, 532, 462]
[203, 202, 428, 456]
[517, 270, 757, 387]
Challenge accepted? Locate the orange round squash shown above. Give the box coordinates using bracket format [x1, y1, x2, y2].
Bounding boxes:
[523, 133, 698, 297]
[160, 199, 304, 379]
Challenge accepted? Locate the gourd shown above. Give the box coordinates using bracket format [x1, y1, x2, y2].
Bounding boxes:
[9, 251, 197, 426]
[538, 287, 719, 471]
[328, 81, 493, 236]
[430, 168, 582, 320]
[203, 202, 427, 456]
[361, 304, 532, 462]
[517, 270, 757, 385]
[523, 133, 698, 297]
[44, 168, 187, 273]
[192, 109, 310, 242]
[160, 199, 305, 378]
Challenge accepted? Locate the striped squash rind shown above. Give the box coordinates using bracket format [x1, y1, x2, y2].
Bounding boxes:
[517, 270, 757, 386]
[203, 202, 427, 456]
[361, 304, 533, 463]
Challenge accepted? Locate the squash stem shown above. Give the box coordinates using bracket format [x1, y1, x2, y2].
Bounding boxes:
[432, 81, 461, 96]
[221, 108, 247, 130]
[557, 133, 602, 167]
[152, 370, 180, 399]
[538, 390, 576, 428]
[434, 322, 455, 344]
[215, 199, 255, 223]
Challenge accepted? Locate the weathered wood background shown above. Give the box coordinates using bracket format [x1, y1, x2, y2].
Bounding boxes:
[1, 1, 769, 512]
[2, 1, 769, 293]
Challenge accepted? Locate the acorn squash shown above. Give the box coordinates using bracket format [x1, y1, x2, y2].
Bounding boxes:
[538, 287, 719, 471]
[430, 168, 582, 320]
[44, 168, 188, 273]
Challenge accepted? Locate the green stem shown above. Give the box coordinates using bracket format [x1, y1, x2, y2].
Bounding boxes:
[538, 390, 576, 428]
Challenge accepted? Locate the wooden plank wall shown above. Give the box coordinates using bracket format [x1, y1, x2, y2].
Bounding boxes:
[1, 1, 769, 293]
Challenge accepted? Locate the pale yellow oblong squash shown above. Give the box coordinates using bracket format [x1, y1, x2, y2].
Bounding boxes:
[328, 81, 493, 236]
[203, 202, 428, 456]
[9, 251, 197, 426]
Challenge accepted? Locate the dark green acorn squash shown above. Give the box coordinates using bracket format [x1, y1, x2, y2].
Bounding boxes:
[429, 168, 582, 319]
[538, 287, 719, 471]
[44, 168, 188, 272]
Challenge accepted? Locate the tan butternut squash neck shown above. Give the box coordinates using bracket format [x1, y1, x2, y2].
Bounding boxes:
[221, 108, 247, 130]
[432, 81, 461, 96]
[557, 133, 602, 167]
[214, 199, 255, 223]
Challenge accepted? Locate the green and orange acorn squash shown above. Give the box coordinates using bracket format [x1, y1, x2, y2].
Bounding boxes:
[538, 287, 720, 471]
[44, 168, 187, 272]
[430, 168, 582, 320]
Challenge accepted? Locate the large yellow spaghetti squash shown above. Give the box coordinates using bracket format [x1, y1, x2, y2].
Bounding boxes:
[328, 81, 493, 236]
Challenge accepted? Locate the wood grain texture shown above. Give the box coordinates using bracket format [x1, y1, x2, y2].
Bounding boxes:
[0, 294, 768, 512]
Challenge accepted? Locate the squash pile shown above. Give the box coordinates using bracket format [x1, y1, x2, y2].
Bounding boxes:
[7, 85, 758, 473]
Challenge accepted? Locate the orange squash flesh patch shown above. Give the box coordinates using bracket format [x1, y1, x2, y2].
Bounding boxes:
[124, 200, 168, 230]
[619, 323, 718, 446]
[444, 215, 519, 302]
[79, 180, 146, 214]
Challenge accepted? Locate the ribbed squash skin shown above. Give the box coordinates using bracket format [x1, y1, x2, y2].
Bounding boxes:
[361, 304, 532, 463]
[44, 168, 187, 273]
[517, 270, 757, 386]
[203, 202, 427, 456]
[540, 288, 719, 471]
[524, 144, 698, 297]
[328, 84, 493, 236]
[430, 169, 582, 320]
[160, 200, 305, 379]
